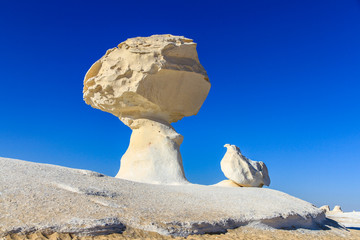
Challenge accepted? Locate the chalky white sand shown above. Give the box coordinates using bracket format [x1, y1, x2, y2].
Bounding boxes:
[0, 157, 326, 237]
[327, 212, 360, 229]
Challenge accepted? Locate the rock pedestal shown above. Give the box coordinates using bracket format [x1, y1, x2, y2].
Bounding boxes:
[115, 118, 187, 184]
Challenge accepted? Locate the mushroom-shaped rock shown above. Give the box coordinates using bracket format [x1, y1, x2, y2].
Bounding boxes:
[220, 144, 270, 187]
[319, 205, 330, 213]
[83, 35, 211, 184]
[213, 180, 242, 188]
[332, 205, 343, 213]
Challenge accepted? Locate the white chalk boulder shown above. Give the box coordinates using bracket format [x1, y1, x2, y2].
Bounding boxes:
[83, 34, 211, 184]
[220, 144, 270, 187]
[320, 205, 330, 212]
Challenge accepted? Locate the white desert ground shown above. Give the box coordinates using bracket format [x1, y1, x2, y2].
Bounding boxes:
[1, 157, 360, 240]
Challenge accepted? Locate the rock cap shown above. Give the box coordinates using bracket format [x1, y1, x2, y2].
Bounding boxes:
[83, 34, 210, 124]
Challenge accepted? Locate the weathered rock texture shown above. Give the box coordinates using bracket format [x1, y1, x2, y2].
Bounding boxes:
[220, 144, 270, 187]
[83, 34, 211, 184]
[83, 34, 210, 123]
[0, 158, 326, 237]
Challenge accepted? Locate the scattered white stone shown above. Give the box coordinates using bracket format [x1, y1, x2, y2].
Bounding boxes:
[83, 34, 211, 184]
[220, 144, 270, 187]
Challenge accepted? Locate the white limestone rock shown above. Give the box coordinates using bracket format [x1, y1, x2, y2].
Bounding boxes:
[115, 119, 187, 184]
[220, 144, 270, 187]
[320, 205, 330, 212]
[83, 34, 211, 184]
[83, 34, 210, 124]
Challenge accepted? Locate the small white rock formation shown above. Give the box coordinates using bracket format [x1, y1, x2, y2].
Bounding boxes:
[220, 144, 270, 187]
[332, 205, 343, 213]
[319, 205, 330, 212]
[83, 34, 210, 184]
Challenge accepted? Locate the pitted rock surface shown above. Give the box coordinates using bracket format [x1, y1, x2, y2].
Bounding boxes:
[83, 34, 210, 124]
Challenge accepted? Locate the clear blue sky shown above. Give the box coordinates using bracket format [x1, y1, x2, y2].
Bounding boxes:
[1, 0, 359, 211]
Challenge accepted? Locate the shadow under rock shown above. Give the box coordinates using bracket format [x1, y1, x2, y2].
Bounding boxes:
[318, 218, 348, 231]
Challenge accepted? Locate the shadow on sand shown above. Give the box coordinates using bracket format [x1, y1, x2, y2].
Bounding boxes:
[347, 227, 360, 230]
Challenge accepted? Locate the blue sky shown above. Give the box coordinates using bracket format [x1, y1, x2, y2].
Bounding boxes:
[0, 0, 359, 211]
